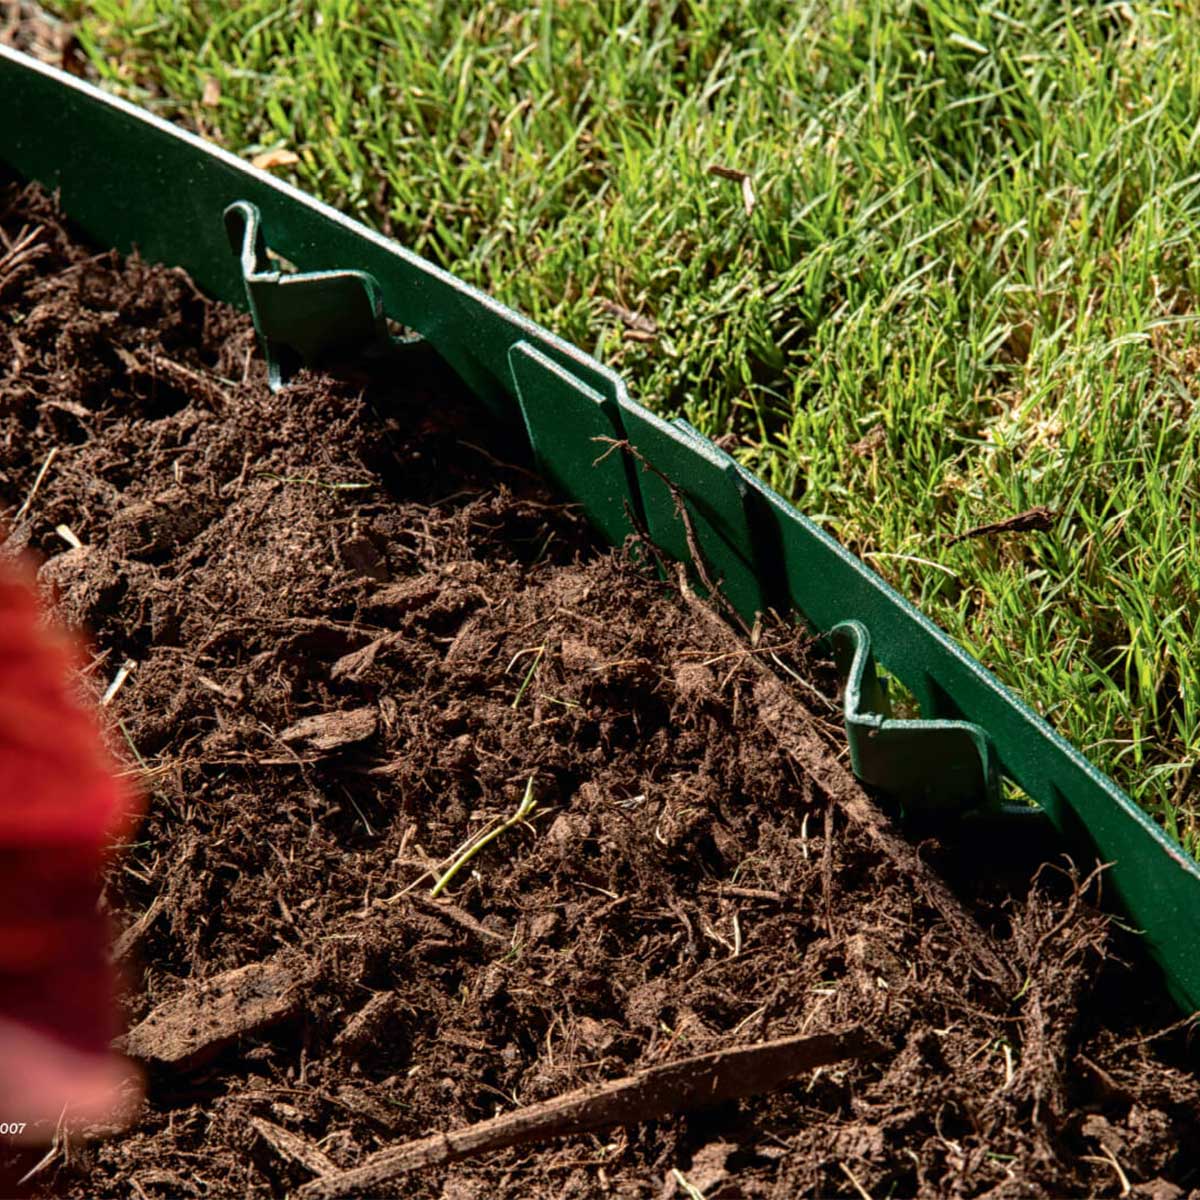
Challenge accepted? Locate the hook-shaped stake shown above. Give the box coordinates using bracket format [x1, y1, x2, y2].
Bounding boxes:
[831, 619, 1004, 818]
[224, 200, 391, 389]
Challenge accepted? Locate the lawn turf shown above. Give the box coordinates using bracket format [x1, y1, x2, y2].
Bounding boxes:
[52, 0, 1200, 852]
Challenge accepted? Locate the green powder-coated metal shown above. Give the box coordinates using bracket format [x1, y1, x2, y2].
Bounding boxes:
[3, 46, 1198, 1014]
[223, 200, 393, 388]
[507, 341, 633, 549]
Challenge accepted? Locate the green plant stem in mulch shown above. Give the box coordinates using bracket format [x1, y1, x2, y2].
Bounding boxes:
[430, 776, 538, 899]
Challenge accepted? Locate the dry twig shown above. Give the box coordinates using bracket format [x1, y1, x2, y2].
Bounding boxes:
[298, 1028, 880, 1198]
[251, 1117, 338, 1180]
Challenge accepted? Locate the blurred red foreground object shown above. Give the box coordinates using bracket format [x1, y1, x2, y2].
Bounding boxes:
[0, 563, 141, 1142]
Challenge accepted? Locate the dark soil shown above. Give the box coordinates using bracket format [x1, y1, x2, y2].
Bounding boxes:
[1, 181, 1198, 1200]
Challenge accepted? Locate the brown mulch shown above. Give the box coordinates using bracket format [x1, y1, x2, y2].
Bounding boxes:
[1, 180, 1198, 1199]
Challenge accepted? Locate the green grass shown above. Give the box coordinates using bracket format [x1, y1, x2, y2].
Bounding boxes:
[55, 0, 1200, 852]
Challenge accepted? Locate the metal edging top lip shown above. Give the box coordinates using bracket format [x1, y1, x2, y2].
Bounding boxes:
[5, 43, 1200, 1007]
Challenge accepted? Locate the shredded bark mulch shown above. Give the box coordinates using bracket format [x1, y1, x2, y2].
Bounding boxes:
[1, 181, 1198, 1199]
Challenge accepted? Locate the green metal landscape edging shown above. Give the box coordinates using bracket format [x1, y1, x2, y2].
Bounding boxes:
[3, 44, 1199, 1014]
